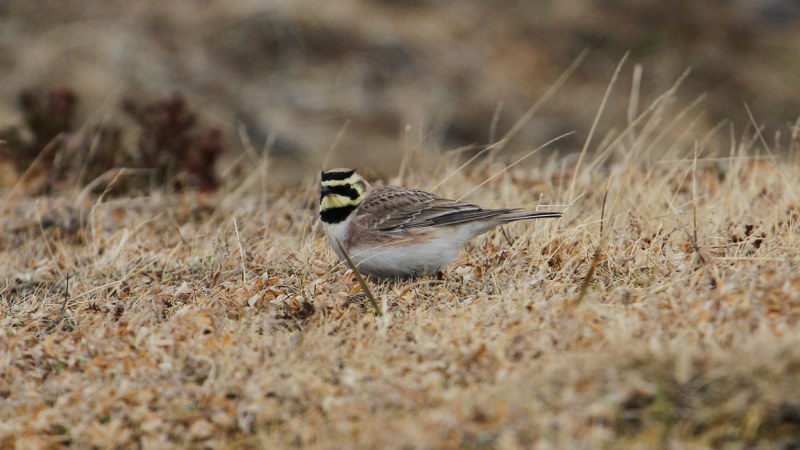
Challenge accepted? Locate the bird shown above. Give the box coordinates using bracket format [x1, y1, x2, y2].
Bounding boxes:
[319, 168, 562, 279]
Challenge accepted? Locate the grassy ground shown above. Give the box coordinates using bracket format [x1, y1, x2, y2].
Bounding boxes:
[2, 3, 800, 449]
[2, 88, 800, 448]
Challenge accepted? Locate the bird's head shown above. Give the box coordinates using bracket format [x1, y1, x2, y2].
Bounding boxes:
[319, 168, 369, 224]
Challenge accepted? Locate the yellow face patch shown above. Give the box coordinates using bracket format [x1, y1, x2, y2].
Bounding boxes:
[321, 193, 362, 210]
[320, 174, 366, 211]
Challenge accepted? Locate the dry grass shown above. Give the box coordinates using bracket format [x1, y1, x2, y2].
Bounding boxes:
[2, 80, 800, 449]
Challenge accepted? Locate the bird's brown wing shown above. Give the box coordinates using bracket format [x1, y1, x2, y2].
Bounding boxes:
[358, 186, 516, 231]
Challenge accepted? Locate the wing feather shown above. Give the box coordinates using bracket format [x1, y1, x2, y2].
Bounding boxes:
[357, 186, 518, 231]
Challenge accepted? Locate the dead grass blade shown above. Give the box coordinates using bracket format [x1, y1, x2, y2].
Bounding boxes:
[337, 239, 382, 316]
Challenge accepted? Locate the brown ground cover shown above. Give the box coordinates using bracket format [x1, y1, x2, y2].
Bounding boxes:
[2, 116, 800, 447]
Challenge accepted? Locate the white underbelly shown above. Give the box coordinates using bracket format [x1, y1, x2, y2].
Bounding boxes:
[323, 219, 484, 278]
[348, 240, 461, 278]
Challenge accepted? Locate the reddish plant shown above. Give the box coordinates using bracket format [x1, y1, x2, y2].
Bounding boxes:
[122, 93, 227, 191]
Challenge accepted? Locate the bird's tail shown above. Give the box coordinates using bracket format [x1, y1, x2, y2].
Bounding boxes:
[498, 210, 563, 223]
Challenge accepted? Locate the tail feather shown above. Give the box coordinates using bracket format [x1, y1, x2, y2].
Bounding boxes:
[498, 211, 563, 223]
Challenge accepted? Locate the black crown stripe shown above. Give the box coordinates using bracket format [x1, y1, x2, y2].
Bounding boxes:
[321, 169, 357, 182]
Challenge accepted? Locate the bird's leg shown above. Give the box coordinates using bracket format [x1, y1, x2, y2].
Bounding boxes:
[342, 292, 368, 308]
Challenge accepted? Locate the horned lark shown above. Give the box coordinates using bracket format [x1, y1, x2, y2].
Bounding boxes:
[320, 168, 562, 279]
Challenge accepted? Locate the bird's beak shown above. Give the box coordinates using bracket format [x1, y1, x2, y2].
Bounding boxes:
[320, 186, 334, 197]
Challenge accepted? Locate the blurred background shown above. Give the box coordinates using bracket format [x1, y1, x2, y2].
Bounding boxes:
[0, 0, 798, 189]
